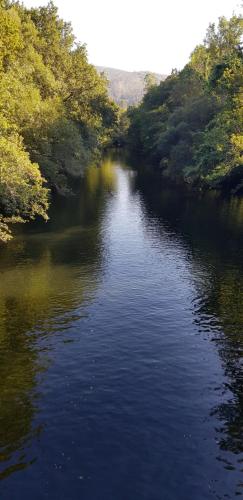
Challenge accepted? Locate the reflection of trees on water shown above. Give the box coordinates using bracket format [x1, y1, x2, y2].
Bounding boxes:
[198, 274, 243, 459]
[134, 169, 243, 461]
[0, 159, 117, 480]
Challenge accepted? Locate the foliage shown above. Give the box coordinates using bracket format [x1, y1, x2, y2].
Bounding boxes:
[0, 0, 118, 242]
[127, 15, 243, 191]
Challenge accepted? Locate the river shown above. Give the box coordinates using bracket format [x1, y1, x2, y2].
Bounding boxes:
[0, 155, 243, 499]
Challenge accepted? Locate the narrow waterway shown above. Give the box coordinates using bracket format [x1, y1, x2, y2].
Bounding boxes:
[0, 156, 243, 499]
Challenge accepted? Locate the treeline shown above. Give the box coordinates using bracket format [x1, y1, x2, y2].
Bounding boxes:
[0, 0, 118, 242]
[127, 15, 243, 192]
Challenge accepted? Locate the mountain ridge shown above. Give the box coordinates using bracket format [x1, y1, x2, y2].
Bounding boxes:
[96, 66, 167, 107]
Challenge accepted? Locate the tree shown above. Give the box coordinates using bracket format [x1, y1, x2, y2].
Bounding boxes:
[144, 72, 157, 91]
[0, 1, 118, 241]
[127, 14, 243, 191]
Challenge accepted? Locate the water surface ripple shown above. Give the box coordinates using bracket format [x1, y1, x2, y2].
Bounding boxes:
[0, 158, 243, 499]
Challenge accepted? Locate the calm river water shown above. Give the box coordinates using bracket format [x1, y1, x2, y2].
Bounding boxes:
[0, 156, 243, 499]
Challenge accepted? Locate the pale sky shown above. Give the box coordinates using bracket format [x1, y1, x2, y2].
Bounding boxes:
[23, 0, 241, 74]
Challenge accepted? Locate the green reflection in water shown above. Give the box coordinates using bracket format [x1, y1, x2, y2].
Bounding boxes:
[1, 155, 243, 487]
[0, 158, 117, 479]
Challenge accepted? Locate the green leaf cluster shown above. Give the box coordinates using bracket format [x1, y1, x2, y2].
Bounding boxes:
[0, 1, 118, 241]
[127, 15, 243, 192]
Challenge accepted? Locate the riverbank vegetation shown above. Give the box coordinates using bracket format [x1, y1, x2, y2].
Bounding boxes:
[0, 0, 118, 242]
[127, 15, 243, 192]
[1, 5, 242, 244]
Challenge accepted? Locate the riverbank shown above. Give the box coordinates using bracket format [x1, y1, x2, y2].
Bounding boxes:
[0, 1, 118, 243]
[126, 15, 243, 193]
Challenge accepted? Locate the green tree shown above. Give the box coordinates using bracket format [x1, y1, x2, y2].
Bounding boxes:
[0, 1, 118, 242]
[127, 14, 243, 191]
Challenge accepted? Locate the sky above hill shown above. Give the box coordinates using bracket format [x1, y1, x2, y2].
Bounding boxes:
[23, 0, 241, 74]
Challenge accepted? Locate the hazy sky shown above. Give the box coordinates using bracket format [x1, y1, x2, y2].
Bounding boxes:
[23, 0, 241, 74]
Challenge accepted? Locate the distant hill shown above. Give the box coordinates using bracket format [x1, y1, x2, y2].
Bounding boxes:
[96, 66, 167, 107]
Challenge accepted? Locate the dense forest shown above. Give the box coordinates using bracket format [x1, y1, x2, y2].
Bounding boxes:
[96, 66, 166, 107]
[0, 0, 118, 242]
[127, 15, 243, 192]
[0, 3, 242, 244]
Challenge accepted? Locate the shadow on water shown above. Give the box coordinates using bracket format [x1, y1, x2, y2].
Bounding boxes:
[134, 166, 243, 462]
[0, 159, 116, 480]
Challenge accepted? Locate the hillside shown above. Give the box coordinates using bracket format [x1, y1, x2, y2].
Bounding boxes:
[96, 66, 167, 107]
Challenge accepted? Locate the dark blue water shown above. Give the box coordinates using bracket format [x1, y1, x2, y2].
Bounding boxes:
[0, 157, 243, 499]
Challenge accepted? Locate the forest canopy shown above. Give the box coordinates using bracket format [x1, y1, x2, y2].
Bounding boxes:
[0, 0, 118, 242]
[127, 14, 243, 192]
